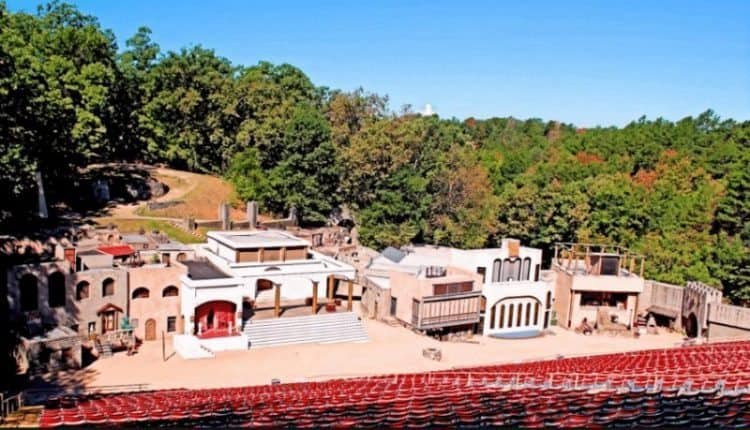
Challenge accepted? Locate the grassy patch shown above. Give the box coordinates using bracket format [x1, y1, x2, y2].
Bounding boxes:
[97, 218, 205, 244]
[136, 171, 245, 220]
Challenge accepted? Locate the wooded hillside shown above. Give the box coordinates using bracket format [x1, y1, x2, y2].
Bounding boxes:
[1, 3, 748, 302]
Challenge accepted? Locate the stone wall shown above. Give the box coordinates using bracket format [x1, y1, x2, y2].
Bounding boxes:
[707, 303, 750, 340]
[682, 281, 723, 337]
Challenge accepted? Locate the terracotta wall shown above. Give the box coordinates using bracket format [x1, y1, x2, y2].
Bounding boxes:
[127, 264, 186, 340]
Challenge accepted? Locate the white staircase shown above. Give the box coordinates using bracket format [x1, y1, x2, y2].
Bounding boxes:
[243, 312, 368, 349]
[173, 335, 215, 359]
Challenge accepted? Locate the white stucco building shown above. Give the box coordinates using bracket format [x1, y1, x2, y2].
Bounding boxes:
[365, 239, 553, 338]
[179, 230, 356, 338]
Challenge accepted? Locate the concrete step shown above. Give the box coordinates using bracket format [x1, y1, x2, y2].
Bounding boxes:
[243, 312, 368, 349]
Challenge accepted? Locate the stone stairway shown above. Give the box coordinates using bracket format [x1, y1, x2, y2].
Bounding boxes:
[243, 312, 368, 349]
[95, 341, 113, 358]
[173, 335, 215, 359]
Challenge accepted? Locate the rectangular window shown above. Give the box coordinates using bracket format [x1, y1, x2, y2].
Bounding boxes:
[476, 267, 486, 283]
[87, 322, 96, 334]
[167, 316, 176, 333]
[433, 282, 473, 296]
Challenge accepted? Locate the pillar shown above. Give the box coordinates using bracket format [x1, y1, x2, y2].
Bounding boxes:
[347, 281, 353, 311]
[312, 281, 319, 315]
[327, 276, 334, 301]
[274, 283, 281, 317]
[246, 201, 258, 230]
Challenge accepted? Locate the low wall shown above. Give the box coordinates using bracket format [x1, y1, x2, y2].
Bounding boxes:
[199, 335, 248, 352]
[708, 303, 750, 330]
[642, 280, 683, 321]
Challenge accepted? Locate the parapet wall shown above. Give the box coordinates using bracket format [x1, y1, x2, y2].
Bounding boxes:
[708, 303, 750, 339]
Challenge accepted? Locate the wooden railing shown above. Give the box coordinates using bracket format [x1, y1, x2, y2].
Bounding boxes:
[1, 392, 23, 422]
[413, 291, 482, 330]
[22, 383, 151, 406]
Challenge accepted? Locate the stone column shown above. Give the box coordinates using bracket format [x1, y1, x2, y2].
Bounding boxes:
[246, 201, 258, 230]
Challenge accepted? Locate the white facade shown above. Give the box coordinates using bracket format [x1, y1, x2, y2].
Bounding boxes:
[179, 230, 356, 335]
[381, 239, 553, 337]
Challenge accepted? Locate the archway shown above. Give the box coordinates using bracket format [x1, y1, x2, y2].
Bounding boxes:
[145, 318, 157, 341]
[195, 301, 237, 337]
[48, 271, 66, 308]
[685, 313, 699, 338]
[487, 295, 543, 337]
[19, 273, 38, 311]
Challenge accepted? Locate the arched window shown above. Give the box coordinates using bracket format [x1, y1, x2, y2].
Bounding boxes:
[162, 286, 179, 297]
[502, 258, 522, 282]
[491, 259, 502, 282]
[489, 305, 496, 329]
[48, 271, 66, 308]
[522, 258, 532, 281]
[534, 302, 540, 325]
[132, 287, 150, 299]
[76, 281, 90, 301]
[525, 302, 531, 326]
[20, 274, 38, 311]
[507, 304, 514, 328]
[546, 291, 552, 309]
[102, 278, 115, 297]
[516, 303, 523, 326]
[498, 305, 505, 329]
[534, 264, 540, 281]
[176, 252, 187, 262]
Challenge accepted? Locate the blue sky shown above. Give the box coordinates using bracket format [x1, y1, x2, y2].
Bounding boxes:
[8, 0, 750, 126]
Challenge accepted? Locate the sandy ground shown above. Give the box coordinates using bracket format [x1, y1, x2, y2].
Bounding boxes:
[80, 315, 685, 391]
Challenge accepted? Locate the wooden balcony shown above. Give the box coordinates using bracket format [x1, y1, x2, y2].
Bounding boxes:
[412, 291, 482, 330]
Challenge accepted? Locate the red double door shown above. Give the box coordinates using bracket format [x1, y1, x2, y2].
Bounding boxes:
[195, 301, 236, 336]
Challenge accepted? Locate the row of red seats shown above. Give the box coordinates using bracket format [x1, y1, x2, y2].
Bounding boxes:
[38, 340, 750, 428]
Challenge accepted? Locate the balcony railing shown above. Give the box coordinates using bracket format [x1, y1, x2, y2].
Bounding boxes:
[412, 291, 482, 330]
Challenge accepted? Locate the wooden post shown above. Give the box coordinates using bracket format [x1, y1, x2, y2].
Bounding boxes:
[274, 283, 281, 317]
[639, 259, 645, 278]
[327, 276, 334, 301]
[161, 331, 166, 362]
[347, 281, 353, 311]
[312, 281, 318, 315]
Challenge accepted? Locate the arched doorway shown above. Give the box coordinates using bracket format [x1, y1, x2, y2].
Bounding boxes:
[19, 274, 38, 311]
[48, 271, 66, 308]
[145, 318, 156, 341]
[195, 301, 237, 337]
[487, 296, 543, 338]
[685, 313, 699, 338]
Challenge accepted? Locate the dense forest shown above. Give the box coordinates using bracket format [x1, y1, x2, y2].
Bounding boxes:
[1, 3, 748, 303]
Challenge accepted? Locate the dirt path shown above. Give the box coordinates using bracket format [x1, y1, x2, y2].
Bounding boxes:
[98, 167, 199, 221]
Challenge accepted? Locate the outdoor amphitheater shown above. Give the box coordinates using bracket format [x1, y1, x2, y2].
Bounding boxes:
[35, 340, 750, 428]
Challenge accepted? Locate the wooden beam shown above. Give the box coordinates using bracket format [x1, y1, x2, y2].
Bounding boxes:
[347, 281, 353, 312]
[327, 276, 334, 300]
[640, 258, 645, 278]
[274, 283, 281, 317]
[312, 281, 318, 315]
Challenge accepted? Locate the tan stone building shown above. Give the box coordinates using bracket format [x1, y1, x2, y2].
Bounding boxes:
[127, 263, 186, 341]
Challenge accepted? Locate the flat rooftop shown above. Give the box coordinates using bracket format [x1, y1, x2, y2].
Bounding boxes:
[208, 230, 309, 249]
[183, 260, 232, 280]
